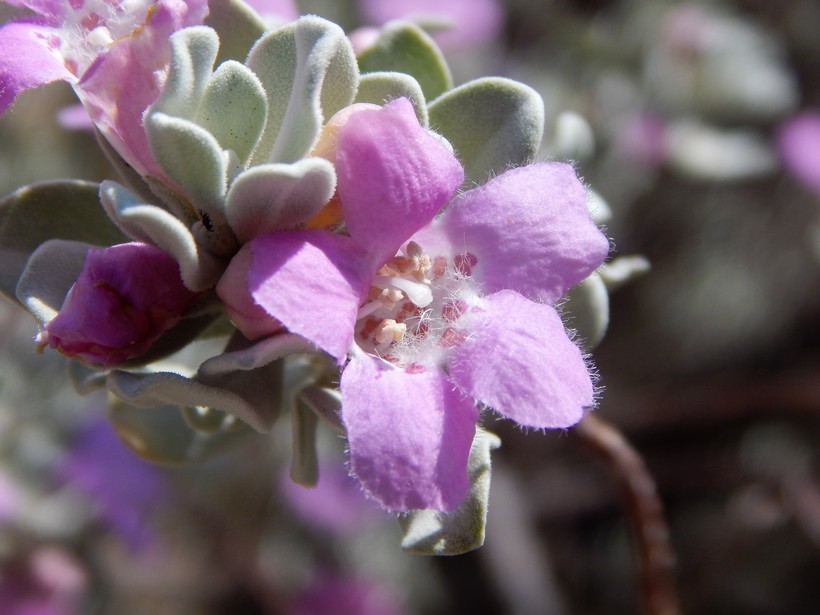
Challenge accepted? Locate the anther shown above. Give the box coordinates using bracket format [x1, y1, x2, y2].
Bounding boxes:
[375, 319, 407, 345]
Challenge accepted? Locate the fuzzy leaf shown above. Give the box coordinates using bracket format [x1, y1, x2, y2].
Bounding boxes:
[0, 181, 127, 305]
[144, 112, 228, 219]
[296, 385, 345, 434]
[225, 158, 336, 242]
[107, 358, 284, 433]
[357, 21, 452, 102]
[563, 274, 610, 349]
[599, 255, 651, 291]
[205, 0, 266, 64]
[108, 398, 253, 465]
[69, 361, 109, 394]
[247, 16, 359, 164]
[15, 239, 91, 324]
[99, 181, 225, 292]
[290, 399, 320, 486]
[150, 26, 219, 119]
[198, 60, 268, 164]
[428, 77, 545, 183]
[354, 71, 428, 126]
[399, 427, 501, 555]
[198, 332, 318, 376]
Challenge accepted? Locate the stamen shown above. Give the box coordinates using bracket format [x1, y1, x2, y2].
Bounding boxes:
[357, 300, 383, 320]
[372, 276, 432, 308]
[354, 240, 480, 366]
[356, 288, 405, 319]
[375, 319, 406, 345]
[380, 288, 404, 309]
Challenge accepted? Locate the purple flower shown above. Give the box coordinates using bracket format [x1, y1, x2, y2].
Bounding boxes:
[777, 111, 820, 194]
[56, 418, 166, 548]
[357, 0, 504, 49]
[39, 242, 197, 367]
[280, 464, 382, 533]
[218, 98, 609, 512]
[0, 0, 208, 177]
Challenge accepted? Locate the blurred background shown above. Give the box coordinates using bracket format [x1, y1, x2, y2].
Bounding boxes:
[1, 0, 819, 613]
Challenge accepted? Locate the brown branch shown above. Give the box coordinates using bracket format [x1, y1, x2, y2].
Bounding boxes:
[573, 414, 681, 615]
[599, 364, 820, 435]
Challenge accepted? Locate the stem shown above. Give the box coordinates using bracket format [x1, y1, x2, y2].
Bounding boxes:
[573, 414, 681, 615]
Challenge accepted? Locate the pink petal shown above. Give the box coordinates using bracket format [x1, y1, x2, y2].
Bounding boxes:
[215, 244, 286, 341]
[341, 354, 478, 512]
[244, 230, 372, 359]
[0, 20, 74, 114]
[435, 163, 609, 303]
[77, 0, 209, 178]
[777, 111, 820, 194]
[448, 290, 594, 429]
[335, 97, 463, 265]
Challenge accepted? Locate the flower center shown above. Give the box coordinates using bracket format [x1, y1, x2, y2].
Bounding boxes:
[354, 241, 481, 367]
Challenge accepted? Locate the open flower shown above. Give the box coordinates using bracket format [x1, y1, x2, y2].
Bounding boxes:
[38, 242, 197, 367]
[0, 0, 207, 176]
[217, 98, 609, 512]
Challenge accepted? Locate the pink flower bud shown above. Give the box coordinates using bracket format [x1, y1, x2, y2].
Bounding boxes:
[40, 243, 197, 367]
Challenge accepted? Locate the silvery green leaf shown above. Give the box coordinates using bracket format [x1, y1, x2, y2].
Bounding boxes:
[598, 255, 651, 291]
[290, 399, 320, 486]
[100, 181, 225, 292]
[665, 119, 777, 181]
[144, 112, 228, 219]
[0, 181, 127, 305]
[587, 187, 612, 225]
[354, 71, 428, 126]
[150, 26, 219, 119]
[295, 385, 344, 434]
[546, 111, 596, 163]
[399, 427, 501, 555]
[99, 180, 155, 243]
[428, 78, 545, 184]
[143, 176, 200, 227]
[205, 0, 266, 64]
[357, 21, 452, 102]
[108, 398, 253, 464]
[563, 274, 610, 349]
[199, 60, 268, 165]
[198, 332, 318, 376]
[108, 358, 284, 433]
[15, 239, 90, 324]
[247, 16, 359, 164]
[225, 158, 336, 242]
[69, 361, 108, 394]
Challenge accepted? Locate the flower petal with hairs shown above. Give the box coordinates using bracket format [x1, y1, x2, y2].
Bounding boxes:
[217, 97, 608, 512]
[0, 0, 208, 176]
